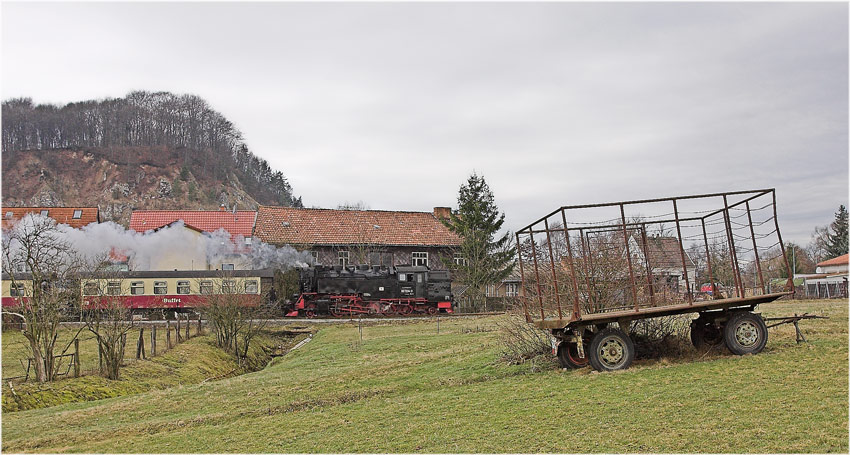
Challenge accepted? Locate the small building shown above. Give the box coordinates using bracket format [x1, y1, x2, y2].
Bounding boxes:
[253, 206, 461, 268]
[129, 207, 258, 271]
[1, 206, 100, 230]
[803, 254, 849, 299]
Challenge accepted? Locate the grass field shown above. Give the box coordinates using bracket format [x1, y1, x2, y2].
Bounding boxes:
[1, 300, 847, 453]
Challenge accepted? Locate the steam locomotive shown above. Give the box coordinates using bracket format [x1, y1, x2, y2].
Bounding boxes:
[287, 265, 454, 318]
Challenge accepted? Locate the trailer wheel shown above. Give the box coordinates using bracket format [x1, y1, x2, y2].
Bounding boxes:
[690, 318, 723, 349]
[588, 328, 635, 372]
[557, 342, 589, 369]
[723, 312, 767, 355]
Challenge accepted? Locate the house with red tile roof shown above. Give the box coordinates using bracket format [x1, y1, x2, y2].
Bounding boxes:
[802, 254, 849, 299]
[253, 206, 461, 269]
[816, 253, 849, 274]
[1, 206, 100, 230]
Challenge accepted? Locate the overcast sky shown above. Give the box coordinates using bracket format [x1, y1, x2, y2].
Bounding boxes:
[2, 2, 847, 245]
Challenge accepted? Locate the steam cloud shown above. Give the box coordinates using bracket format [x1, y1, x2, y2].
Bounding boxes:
[7, 214, 312, 271]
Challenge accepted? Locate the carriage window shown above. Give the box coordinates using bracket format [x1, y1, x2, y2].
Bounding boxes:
[107, 281, 121, 295]
[177, 281, 190, 295]
[72, 210, 82, 219]
[222, 280, 236, 293]
[412, 252, 428, 267]
[153, 281, 167, 295]
[9, 283, 26, 297]
[130, 282, 144, 295]
[245, 280, 259, 294]
[399, 273, 413, 282]
[200, 281, 213, 294]
[83, 282, 99, 295]
[338, 251, 349, 266]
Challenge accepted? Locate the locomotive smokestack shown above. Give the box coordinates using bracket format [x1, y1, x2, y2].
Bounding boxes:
[433, 207, 451, 219]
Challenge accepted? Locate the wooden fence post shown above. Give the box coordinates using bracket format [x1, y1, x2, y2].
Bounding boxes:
[74, 338, 80, 378]
[176, 317, 182, 342]
[185, 314, 190, 340]
[136, 328, 145, 359]
[121, 333, 127, 362]
[151, 325, 157, 357]
[197, 313, 202, 336]
[98, 338, 103, 373]
[166, 320, 172, 349]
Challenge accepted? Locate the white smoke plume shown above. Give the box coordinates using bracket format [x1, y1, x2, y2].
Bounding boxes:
[5, 214, 312, 272]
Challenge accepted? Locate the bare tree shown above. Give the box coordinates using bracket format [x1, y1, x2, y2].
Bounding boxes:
[1, 215, 82, 382]
[81, 268, 134, 380]
[200, 275, 267, 366]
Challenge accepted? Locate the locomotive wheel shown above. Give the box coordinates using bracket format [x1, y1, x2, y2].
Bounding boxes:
[557, 342, 589, 369]
[690, 317, 723, 349]
[398, 305, 413, 316]
[723, 312, 767, 355]
[367, 303, 381, 315]
[588, 328, 635, 372]
[305, 309, 317, 319]
[329, 304, 343, 318]
[426, 306, 438, 315]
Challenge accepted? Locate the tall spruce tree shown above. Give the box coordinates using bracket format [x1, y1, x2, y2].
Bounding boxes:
[442, 173, 515, 310]
[826, 205, 849, 258]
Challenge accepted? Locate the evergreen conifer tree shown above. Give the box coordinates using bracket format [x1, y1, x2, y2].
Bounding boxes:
[442, 173, 515, 310]
[826, 205, 849, 258]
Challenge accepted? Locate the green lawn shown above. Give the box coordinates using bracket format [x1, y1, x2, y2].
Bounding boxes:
[1, 300, 847, 453]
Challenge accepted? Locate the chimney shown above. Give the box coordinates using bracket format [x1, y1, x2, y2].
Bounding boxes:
[433, 207, 451, 219]
[219, 204, 226, 211]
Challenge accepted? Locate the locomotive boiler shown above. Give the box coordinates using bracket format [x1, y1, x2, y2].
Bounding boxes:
[286, 264, 453, 318]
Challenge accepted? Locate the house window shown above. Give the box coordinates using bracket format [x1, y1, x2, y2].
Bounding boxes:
[338, 251, 349, 267]
[107, 281, 121, 296]
[245, 280, 259, 294]
[222, 280, 236, 293]
[412, 252, 428, 267]
[200, 281, 213, 295]
[83, 282, 99, 295]
[40, 210, 49, 216]
[244, 237, 252, 245]
[505, 283, 519, 297]
[72, 209, 82, 219]
[9, 283, 26, 297]
[453, 253, 468, 267]
[310, 251, 319, 265]
[130, 282, 144, 295]
[486, 284, 497, 297]
[177, 281, 190, 295]
[153, 281, 167, 295]
[221, 263, 235, 271]
[4, 211, 12, 219]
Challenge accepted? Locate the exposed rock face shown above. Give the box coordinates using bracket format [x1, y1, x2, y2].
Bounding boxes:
[2, 148, 260, 226]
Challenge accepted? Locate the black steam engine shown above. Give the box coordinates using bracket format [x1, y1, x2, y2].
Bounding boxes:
[286, 265, 453, 318]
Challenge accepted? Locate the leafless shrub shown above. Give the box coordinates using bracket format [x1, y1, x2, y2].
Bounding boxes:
[81, 266, 134, 380]
[629, 315, 692, 359]
[497, 310, 551, 364]
[201, 275, 268, 367]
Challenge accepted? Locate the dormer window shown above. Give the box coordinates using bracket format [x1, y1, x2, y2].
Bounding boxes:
[4, 212, 12, 219]
[40, 210, 49, 216]
[72, 210, 82, 219]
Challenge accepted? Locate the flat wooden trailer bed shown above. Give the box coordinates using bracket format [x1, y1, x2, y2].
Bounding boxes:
[515, 189, 797, 371]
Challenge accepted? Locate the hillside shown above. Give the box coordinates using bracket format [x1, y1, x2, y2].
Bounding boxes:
[1, 300, 846, 453]
[1, 92, 302, 225]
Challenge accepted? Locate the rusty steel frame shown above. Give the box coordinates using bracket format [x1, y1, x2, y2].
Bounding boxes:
[515, 189, 794, 329]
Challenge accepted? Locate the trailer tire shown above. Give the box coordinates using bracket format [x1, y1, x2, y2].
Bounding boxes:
[557, 342, 589, 369]
[723, 312, 767, 355]
[690, 317, 723, 349]
[588, 328, 634, 372]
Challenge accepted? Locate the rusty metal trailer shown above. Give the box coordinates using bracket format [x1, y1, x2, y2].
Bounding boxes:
[515, 189, 795, 371]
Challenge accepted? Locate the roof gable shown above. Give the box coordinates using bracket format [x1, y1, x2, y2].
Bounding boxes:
[254, 206, 461, 247]
[817, 253, 849, 267]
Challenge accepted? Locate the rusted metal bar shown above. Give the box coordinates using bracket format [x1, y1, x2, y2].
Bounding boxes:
[578, 228, 595, 311]
[519, 189, 775, 233]
[620, 204, 639, 312]
[543, 218, 563, 320]
[515, 232, 531, 323]
[522, 215, 705, 235]
[528, 231, 546, 321]
[701, 218, 716, 299]
[700, 189, 773, 221]
[746, 201, 766, 294]
[640, 224, 655, 305]
[561, 210, 582, 321]
[772, 190, 795, 292]
[723, 195, 744, 298]
[672, 199, 693, 304]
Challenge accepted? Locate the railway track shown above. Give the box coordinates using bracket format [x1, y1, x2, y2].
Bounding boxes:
[49, 311, 506, 328]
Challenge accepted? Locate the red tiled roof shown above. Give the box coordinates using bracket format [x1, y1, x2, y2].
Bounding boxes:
[817, 253, 849, 267]
[1, 206, 99, 229]
[254, 206, 462, 247]
[129, 210, 257, 238]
